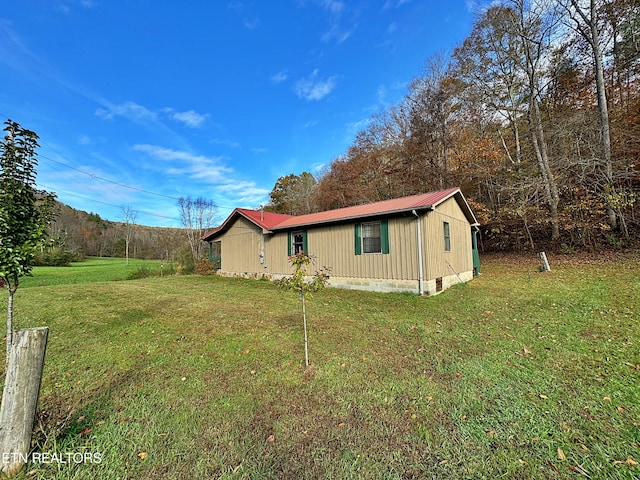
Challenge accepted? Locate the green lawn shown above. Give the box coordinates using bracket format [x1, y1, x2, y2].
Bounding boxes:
[1, 254, 639, 479]
[21, 257, 174, 288]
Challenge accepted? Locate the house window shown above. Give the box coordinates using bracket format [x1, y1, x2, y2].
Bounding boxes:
[355, 220, 389, 255]
[288, 230, 307, 256]
[443, 222, 451, 251]
[362, 222, 382, 253]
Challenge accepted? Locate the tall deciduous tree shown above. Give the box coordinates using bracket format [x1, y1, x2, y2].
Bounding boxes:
[513, 0, 562, 240]
[267, 172, 317, 215]
[0, 120, 55, 362]
[406, 53, 458, 190]
[454, 5, 528, 167]
[121, 205, 138, 266]
[177, 196, 217, 266]
[561, 0, 617, 229]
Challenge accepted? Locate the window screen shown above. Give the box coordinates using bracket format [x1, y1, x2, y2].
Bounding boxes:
[443, 222, 451, 251]
[362, 222, 382, 254]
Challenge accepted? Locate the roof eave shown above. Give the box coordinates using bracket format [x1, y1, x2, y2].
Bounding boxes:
[270, 205, 434, 231]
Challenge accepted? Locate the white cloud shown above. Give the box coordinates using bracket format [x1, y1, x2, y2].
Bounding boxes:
[270, 70, 288, 84]
[215, 181, 270, 205]
[294, 69, 337, 101]
[95, 101, 157, 122]
[170, 109, 208, 128]
[132, 145, 269, 208]
[133, 144, 232, 184]
[382, 0, 411, 9]
[97, 103, 209, 129]
[211, 138, 241, 149]
[319, 0, 344, 14]
[321, 24, 352, 44]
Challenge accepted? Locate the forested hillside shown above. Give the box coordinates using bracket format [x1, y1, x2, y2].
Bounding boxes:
[266, 0, 640, 252]
[45, 202, 188, 262]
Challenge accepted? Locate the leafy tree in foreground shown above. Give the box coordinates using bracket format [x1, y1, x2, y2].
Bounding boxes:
[0, 119, 55, 362]
[277, 252, 330, 368]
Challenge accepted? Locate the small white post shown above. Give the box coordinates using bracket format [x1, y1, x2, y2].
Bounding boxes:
[539, 252, 550, 272]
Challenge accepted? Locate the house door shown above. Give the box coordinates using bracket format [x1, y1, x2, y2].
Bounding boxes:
[471, 229, 480, 276]
[209, 241, 222, 269]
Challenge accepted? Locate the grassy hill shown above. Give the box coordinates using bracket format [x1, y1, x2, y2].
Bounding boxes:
[1, 254, 639, 479]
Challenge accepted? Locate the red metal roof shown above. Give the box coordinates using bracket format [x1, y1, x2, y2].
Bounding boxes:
[272, 187, 465, 230]
[202, 188, 476, 241]
[200, 208, 293, 241]
[236, 208, 294, 230]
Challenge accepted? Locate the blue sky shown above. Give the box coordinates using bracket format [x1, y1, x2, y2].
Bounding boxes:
[1, 1, 483, 227]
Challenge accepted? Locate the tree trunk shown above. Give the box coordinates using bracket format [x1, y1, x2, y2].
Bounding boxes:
[6, 284, 16, 365]
[569, 0, 616, 229]
[0, 327, 49, 478]
[301, 293, 309, 368]
[529, 99, 561, 240]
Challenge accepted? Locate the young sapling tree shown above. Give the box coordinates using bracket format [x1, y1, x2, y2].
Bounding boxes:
[0, 119, 54, 478]
[0, 119, 55, 361]
[278, 252, 329, 368]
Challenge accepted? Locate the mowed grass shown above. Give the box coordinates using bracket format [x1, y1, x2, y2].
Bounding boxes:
[1, 254, 639, 479]
[21, 257, 174, 288]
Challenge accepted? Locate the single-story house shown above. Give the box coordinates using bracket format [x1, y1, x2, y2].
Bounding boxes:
[201, 187, 480, 295]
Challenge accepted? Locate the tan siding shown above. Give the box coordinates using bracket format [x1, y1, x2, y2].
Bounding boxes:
[423, 198, 473, 280]
[219, 217, 263, 273]
[215, 200, 472, 288]
[260, 217, 419, 280]
[263, 233, 288, 273]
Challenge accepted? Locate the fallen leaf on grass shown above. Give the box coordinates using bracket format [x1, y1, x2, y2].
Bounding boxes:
[79, 427, 92, 437]
[557, 448, 566, 461]
[569, 464, 589, 475]
[242, 348, 250, 355]
[338, 422, 346, 428]
[626, 458, 639, 466]
[137, 452, 148, 460]
[267, 434, 275, 443]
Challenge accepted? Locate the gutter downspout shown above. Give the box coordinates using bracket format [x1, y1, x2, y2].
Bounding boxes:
[412, 210, 424, 296]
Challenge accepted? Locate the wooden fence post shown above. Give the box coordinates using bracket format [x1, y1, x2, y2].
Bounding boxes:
[0, 327, 49, 478]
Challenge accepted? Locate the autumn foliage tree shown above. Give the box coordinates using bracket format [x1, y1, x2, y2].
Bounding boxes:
[269, 0, 639, 251]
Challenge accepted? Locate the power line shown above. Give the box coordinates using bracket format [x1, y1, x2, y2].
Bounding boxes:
[39, 154, 182, 201]
[1, 112, 251, 217]
[37, 183, 182, 223]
